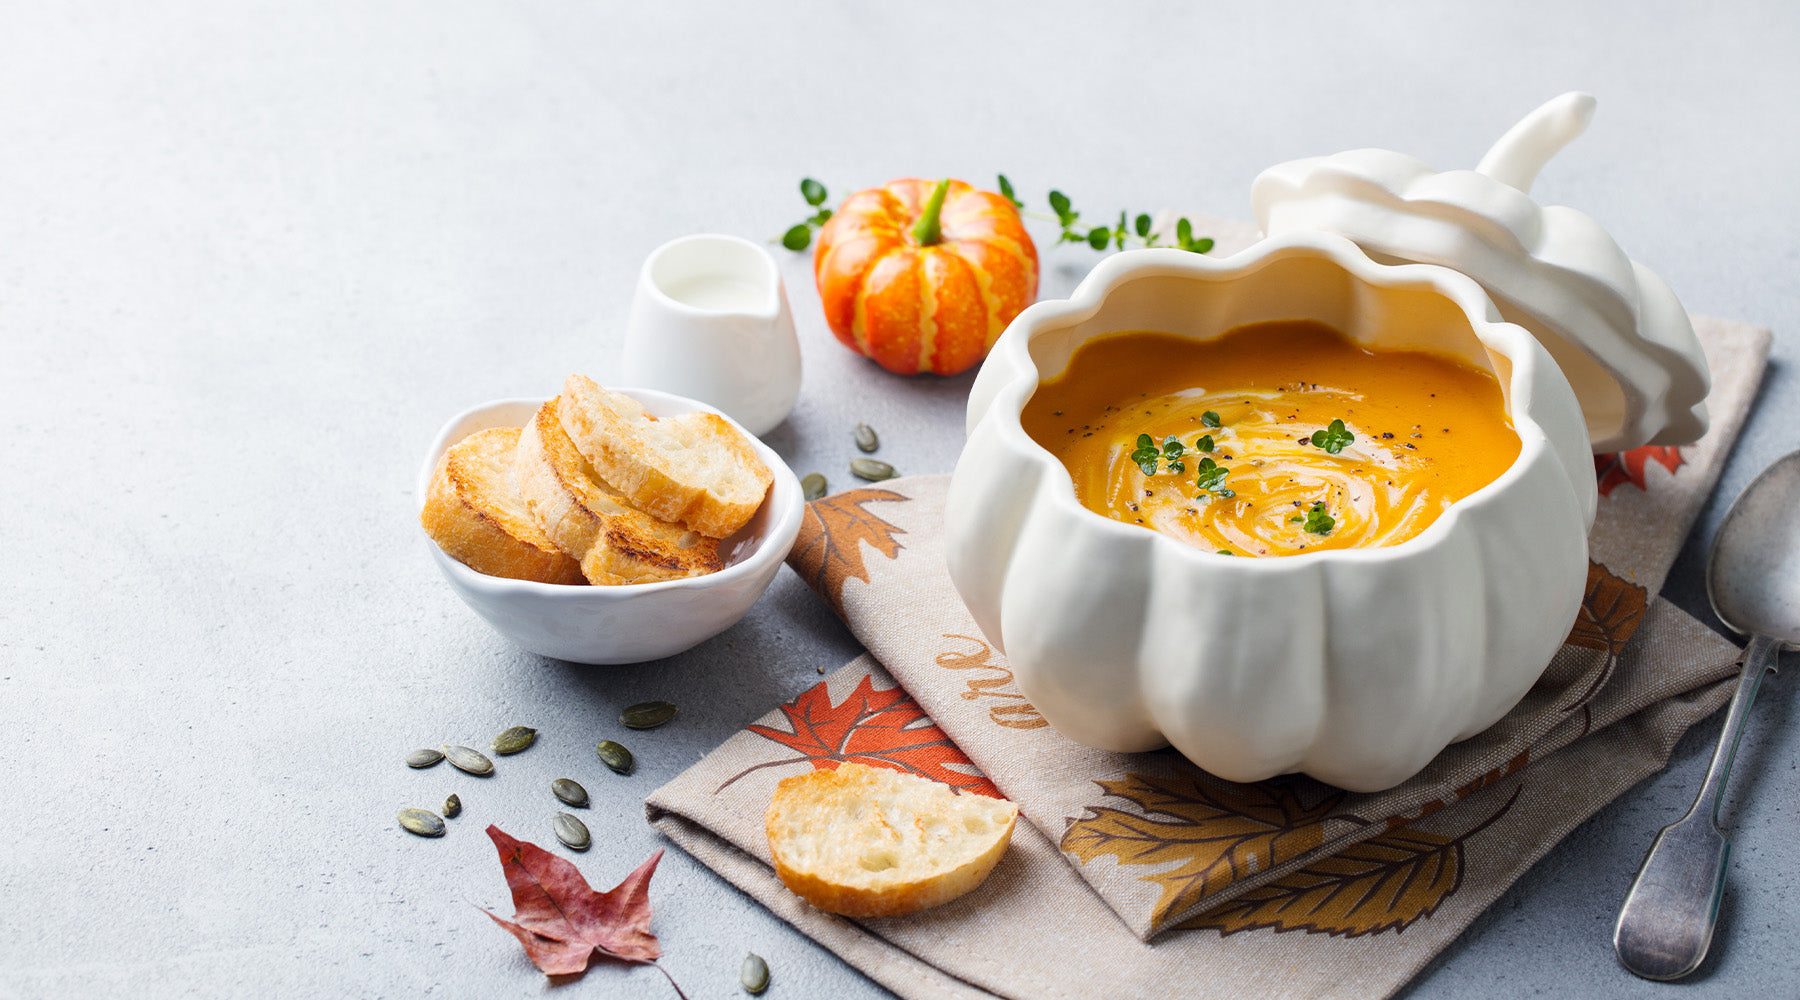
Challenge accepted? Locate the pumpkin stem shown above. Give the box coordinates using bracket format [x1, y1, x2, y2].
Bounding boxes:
[911, 179, 951, 247]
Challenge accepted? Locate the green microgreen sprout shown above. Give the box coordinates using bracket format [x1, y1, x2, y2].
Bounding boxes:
[1302, 501, 1336, 535]
[1194, 457, 1231, 496]
[1195, 434, 1215, 453]
[1310, 418, 1355, 454]
[780, 175, 1216, 256]
[1216, 549, 1234, 556]
[779, 178, 835, 250]
[1202, 410, 1223, 429]
[1130, 433, 1187, 476]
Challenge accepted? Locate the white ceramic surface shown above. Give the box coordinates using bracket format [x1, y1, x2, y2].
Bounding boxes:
[417, 389, 804, 664]
[948, 232, 1598, 792]
[1253, 92, 1710, 453]
[620, 233, 802, 437]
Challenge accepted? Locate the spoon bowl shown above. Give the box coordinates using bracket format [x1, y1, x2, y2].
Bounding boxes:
[1707, 450, 1800, 646]
[1615, 450, 1799, 980]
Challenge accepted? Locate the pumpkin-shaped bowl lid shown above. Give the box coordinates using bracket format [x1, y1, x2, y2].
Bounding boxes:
[1251, 92, 1709, 453]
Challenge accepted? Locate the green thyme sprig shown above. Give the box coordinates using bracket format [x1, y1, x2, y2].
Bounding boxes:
[1194, 457, 1232, 497]
[1000, 175, 1214, 253]
[780, 178, 834, 250]
[1309, 419, 1354, 454]
[777, 175, 1216, 255]
[1131, 434, 1186, 476]
[1302, 501, 1336, 535]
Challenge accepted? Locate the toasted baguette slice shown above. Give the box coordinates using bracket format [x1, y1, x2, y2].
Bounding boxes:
[514, 398, 724, 586]
[421, 427, 585, 585]
[765, 763, 1018, 918]
[559, 374, 773, 539]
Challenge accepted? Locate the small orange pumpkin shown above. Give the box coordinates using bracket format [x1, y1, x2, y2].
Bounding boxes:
[813, 178, 1039, 375]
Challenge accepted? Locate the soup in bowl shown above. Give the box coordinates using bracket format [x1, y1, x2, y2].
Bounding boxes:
[945, 232, 1597, 791]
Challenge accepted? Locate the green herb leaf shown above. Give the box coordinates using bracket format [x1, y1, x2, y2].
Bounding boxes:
[1194, 456, 1230, 493]
[1201, 411, 1222, 429]
[1136, 213, 1152, 237]
[1130, 433, 1160, 476]
[1303, 501, 1336, 535]
[1048, 189, 1075, 225]
[1087, 226, 1110, 250]
[1177, 218, 1193, 244]
[781, 224, 812, 251]
[997, 174, 1022, 208]
[1195, 434, 1214, 453]
[800, 177, 828, 206]
[1216, 549, 1234, 556]
[1310, 418, 1355, 454]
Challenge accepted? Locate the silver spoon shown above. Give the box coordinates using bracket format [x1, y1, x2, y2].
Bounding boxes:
[1614, 450, 1800, 980]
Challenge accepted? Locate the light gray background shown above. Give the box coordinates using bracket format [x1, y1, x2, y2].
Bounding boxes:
[3, 2, 1795, 997]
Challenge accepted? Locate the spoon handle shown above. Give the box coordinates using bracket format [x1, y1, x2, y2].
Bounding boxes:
[1613, 633, 1780, 980]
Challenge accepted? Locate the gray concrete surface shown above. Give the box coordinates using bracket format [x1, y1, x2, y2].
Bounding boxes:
[2, 2, 1796, 997]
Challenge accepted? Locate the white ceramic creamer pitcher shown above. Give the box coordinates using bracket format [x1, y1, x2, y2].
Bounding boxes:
[621, 233, 802, 437]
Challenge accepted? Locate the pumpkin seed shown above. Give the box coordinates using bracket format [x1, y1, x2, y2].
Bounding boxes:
[853, 422, 879, 453]
[553, 811, 591, 851]
[801, 473, 827, 502]
[621, 701, 678, 730]
[850, 458, 896, 482]
[491, 726, 537, 756]
[741, 952, 771, 994]
[398, 808, 445, 838]
[442, 793, 462, 818]
[406, 748, 445, 769]
[551, 778, 589, 808]
[442, 745, 494, 776]
[596, 740, 634, 775]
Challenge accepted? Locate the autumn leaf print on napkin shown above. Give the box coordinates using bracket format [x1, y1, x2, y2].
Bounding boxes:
[718, 673, 1001, 798]
[786, 489, 909, 615]
[1594, 444, 1683, 498]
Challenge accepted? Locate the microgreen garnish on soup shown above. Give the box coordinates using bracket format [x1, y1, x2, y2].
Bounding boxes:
[1201, 411, 1223, 429]
[1310, 419, 1354, 454]
[1195, 434, 1215, 453]
[1194, 457, 1231, 494]
[1303, 502, 1336, 535]
[1130, 434, 1186, 476]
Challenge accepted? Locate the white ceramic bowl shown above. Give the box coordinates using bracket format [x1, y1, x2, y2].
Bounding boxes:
[417, 389, 804, 664]
[947, 232, 1599, 791]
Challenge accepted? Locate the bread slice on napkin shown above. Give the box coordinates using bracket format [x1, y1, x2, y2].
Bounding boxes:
[514, 396, 724, 586]
[420, 426, 585, 585]
[765, 762, 1019, 918]
[558, 374, 773, 539]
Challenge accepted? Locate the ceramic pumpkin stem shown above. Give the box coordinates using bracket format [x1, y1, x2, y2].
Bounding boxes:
[910, 179, 951, 247]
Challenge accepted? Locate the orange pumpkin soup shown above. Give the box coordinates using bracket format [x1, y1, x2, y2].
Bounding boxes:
[1021, 320, 1520, 556]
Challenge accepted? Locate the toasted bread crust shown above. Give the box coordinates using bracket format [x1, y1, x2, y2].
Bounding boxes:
[420, 427, 584, 585]
[559, 375, 773, 538]
[514, 398, 723, 586]
[765, 763, 1018, 918]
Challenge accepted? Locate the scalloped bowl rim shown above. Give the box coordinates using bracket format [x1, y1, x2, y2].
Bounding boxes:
[973, 231, 1587, 572]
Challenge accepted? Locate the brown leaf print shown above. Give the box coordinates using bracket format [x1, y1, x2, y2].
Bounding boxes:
[785, 489, 908, 615]
[1594, 444, 1683, 498]
[1566, 560, 1649, 655]
[718, 674, 1001, 798]
[1179, 786, 1519, 938]
[1062, 772, 1343, 928]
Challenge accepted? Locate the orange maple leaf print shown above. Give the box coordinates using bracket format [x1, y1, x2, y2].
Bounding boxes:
[785, 489, 908, 615]
[1594, 445, 1683, 498]
[719, 674, 1001, 798]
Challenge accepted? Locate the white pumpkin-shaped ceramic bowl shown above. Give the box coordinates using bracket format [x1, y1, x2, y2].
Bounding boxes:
[946, 231, 1598, 792]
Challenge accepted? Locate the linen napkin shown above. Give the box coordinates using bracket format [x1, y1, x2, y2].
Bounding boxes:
[648, 313, 1768, 1000]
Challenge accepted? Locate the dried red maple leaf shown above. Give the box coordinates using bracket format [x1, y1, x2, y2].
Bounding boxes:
[721, 673, 1001, 798]
[481, 825, 687, 997]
